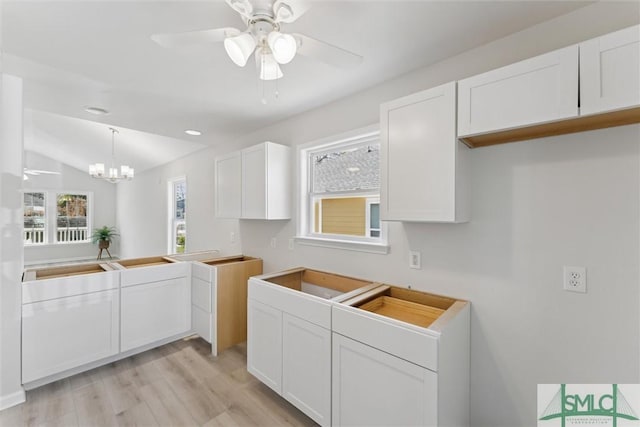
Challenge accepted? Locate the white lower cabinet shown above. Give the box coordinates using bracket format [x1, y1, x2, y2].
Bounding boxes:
[121, 277, 190, 352]
[22, 289, 120, 383]
[332, 333, 437, 427]
[247, 298, 283, 394]
[283, 313, 331, 427]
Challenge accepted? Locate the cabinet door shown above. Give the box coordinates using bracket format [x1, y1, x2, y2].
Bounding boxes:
[282, 314, 331, 427]
[580, 25, 640, 115]
[247, 298, 282, 394]
[121, 278, 190, 352]
[22, 289, 119, 383]
[215, 151, 241, 218]
[332, 334, 437, 427]
[241, 143, 267, 219]
[381, 82, 466, 222]
[458, 45, 578, 137]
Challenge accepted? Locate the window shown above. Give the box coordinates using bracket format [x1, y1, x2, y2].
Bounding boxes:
[24, 192, 46, 244]
[23, 191, 92, 245]
[298, 127, 388, 253]
[168, 177, 187, 254]
[56, 193, 89, 243]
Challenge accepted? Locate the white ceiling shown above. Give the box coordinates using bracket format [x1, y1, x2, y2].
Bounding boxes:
[2, 0, 590, 173]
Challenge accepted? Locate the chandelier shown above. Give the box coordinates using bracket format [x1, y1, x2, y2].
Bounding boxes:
[89, 127, 134, 183]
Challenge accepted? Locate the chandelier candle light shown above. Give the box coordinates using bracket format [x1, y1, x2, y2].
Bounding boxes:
[89, 127, 134, 183]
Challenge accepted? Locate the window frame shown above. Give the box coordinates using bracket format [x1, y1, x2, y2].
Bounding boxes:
[55, 192, 92, 244]
[168, 176, 187, 254]
[296, 125, 389, 254]
[23, 191, 47, 245]
[23, 190, 93, 247]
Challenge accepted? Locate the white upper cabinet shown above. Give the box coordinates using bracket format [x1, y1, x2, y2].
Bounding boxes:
[580, 25, 640, 116]
[241, 142, 291, 220]
[216, 142, 290, 220]
[458, 45, 579, 137]
[381, 81, 469, 223]
[215, 151, 241, 218]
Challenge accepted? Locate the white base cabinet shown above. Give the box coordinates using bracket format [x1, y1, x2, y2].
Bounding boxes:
[247, 298, 283, 394]
[121, 277, 190, 352]
[22, 289, 119, 384]
[248, 269, 376, 427]
[191, 255, 263, 356]
[332, 333, 437, 427]
[283, 313, 331, 427]
[116, 259, 190, 353]
[21, 265, 119, 383]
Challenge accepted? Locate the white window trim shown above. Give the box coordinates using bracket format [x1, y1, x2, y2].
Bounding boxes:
[167, 176, 187, 255]
[23, 190, 48, 246]
[296, 124, 389, 254]
[365, 197, 381, 238]
[24, 190, 93, 246]
[55, 191, 92, 244]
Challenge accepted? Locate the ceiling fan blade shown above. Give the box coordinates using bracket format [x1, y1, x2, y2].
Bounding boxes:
[24, 169, 61, 176]
[273, 0, 310, 24]
[151, 28, 240, 49]
[225, 0, 254, 20]
[293, 33, 363, 68]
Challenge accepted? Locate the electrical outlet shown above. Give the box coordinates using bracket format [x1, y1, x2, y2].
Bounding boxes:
[563, 266, 586, 293]
[230, 232, 236, 243]
[409, 251, 421, 269]
[270, 237, 277, 249]
[288, 239, 294, 250]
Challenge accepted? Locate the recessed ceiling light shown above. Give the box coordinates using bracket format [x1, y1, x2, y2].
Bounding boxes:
[83, 106, 110, 115]
[184, 129, 202, 136]
[347, 167, 360, 173]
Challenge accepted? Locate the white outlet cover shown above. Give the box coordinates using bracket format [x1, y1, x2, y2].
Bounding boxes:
[409, 250, 421, 269]
[563, 266, 586, 293]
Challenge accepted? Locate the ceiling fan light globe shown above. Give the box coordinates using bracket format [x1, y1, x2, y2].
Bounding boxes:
[224, 33, 256, 67]
[267, 31, 297, 64]
[258, 51, 284, 80]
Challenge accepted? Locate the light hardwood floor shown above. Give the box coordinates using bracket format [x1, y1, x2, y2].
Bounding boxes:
[0, 337, 317, 427]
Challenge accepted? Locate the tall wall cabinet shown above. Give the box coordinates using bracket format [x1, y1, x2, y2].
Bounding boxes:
[215, 141, 291, 220]
[380, 81, 469, 223]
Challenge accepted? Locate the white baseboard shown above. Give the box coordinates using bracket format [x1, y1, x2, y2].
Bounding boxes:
[0, 388, 26, 411]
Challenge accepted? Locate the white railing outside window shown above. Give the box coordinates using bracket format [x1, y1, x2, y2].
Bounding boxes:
[57, 227, 88, 243]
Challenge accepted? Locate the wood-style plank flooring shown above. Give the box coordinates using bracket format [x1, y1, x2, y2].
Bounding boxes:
[0, 337, 317, 427]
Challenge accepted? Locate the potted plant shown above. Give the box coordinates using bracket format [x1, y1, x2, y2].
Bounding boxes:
[91, 225, 119, 259]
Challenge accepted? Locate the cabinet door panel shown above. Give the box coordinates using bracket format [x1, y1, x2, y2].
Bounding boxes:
[581, 25, 640, 115]
[241, 144, 267, 219]
[332, 333, 437, 427]
[458, 45, 578, 136]
[247, 299, 282, 394]
[121, 278, 190, 352]
[382, 82, 457, 222]
[215, 152, 241, 218]
[283, 314, 331, 427]
[22, 289, 119, 383]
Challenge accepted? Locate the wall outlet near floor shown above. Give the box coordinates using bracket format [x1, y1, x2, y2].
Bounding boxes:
[563, 266, 586, 293]
[230, 232, 236, 243]
[270, 237, 277, 249]
[288, 238, 294, 251]
[409, 251, 421, 269]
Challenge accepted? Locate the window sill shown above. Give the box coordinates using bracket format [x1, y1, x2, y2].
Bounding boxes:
[24, 241, 92, 248]
[295, 236, 389, 254]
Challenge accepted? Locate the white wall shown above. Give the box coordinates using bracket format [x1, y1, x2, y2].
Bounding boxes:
[22, 151, 118, 264]
[117, 3, 640, 426]
[0, 74, 26, 409]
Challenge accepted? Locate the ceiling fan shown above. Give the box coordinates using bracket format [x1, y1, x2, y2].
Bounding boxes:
[151, 0, 363, 81]
[23, 168, 61, 181]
